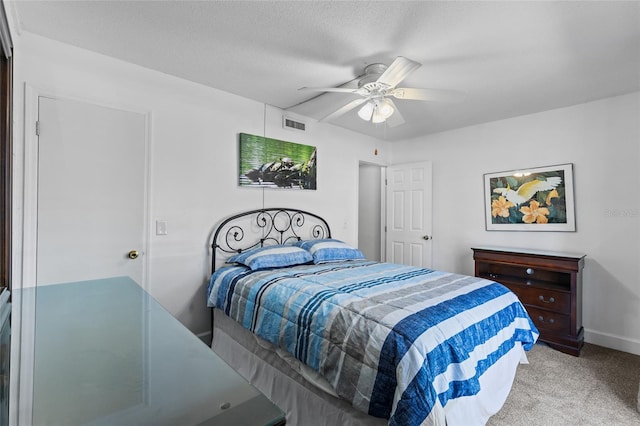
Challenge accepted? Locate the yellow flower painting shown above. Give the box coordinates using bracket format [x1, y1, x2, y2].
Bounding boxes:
[491, 196, 515, 218]
[484, 164, 576, 231]
[520, 200, 550, 224]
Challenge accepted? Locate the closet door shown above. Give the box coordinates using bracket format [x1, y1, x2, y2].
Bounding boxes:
[36, 96, 147, 286]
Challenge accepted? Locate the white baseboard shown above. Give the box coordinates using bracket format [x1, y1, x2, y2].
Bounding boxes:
[584, 328, 640, 356]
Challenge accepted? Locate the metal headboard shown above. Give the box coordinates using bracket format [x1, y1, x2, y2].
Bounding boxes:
[211, 208, 331, 272]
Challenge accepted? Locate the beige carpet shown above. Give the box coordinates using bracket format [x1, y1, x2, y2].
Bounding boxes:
[488, 343, 640, 426]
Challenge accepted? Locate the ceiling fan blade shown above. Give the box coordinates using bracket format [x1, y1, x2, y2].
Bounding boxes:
[392, 87, 466, 103]
[299, 87, 362, 94]
[385, 99, 405, 128]
[377, 57, 421, 88]
[321, 97, 368, 121]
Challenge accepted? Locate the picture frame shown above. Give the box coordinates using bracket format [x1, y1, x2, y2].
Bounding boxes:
[484, 163, 575, 231]
[238, 133, 317, 190]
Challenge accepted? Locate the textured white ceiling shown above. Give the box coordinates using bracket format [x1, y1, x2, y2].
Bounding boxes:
[10, 0, 640, 141]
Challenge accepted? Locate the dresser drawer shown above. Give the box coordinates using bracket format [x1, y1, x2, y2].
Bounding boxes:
[508, 285, 570, 313]
[526, 306, 571, 333]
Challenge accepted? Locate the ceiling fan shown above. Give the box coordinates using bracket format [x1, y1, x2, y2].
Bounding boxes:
[300, 56, 464, 127]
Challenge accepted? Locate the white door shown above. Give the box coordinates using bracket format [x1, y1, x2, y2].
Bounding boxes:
[385, 161, 433, 268]
[36, 96, 147, 285]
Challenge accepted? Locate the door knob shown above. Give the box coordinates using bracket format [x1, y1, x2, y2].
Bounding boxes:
[422, 235, 430, 240]
[128, 250, 139, 260]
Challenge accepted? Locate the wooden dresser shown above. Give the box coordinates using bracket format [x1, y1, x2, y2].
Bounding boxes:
[472, 247, 586, 356]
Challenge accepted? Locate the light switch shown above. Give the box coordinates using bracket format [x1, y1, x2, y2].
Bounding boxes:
[156, 220, 168, 236]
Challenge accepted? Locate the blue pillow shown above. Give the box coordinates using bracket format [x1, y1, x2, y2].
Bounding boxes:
[294, 239, 366, 264]
[227, 245, 313, 271]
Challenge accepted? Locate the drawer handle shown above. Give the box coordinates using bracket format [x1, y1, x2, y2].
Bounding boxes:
[538, 295, 555, 304]
[538, 315, 555, 324]
[526, 268, 534, 275]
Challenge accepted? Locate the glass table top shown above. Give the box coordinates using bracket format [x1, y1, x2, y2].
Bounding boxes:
[31, 276, 285, 425]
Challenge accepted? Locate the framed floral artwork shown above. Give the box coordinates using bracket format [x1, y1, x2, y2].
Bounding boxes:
[484, 163, 575, 231]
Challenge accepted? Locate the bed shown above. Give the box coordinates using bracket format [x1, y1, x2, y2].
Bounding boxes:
[207, 208, 539, 426]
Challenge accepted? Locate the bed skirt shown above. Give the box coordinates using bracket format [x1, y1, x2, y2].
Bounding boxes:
[211, 309, 526, 426]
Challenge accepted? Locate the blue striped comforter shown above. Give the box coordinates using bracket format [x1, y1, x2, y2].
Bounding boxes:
[207, 260, 538, 425]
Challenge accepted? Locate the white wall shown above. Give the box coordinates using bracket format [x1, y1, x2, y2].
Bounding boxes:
[391, 92, 640, 355]
[12, 32, 391, 337]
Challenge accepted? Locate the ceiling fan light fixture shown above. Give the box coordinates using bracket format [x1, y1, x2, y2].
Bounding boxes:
[377, 99, 394, 118]
[371, 108, 386, 123]
[357, 101, 374, 121]
[371, 99, 394, 123]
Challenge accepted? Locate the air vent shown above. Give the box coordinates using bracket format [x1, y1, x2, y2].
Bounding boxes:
[283, 116, 306, 132]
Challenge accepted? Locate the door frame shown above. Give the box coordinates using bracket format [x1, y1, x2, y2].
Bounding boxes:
[11, 83, 151, 425]
[380, 166, 387, 261]
[357, 161, 386, 261]
[356, 160, 387, 261]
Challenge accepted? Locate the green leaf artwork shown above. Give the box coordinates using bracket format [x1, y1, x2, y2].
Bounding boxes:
[239, 133, 317, 190]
